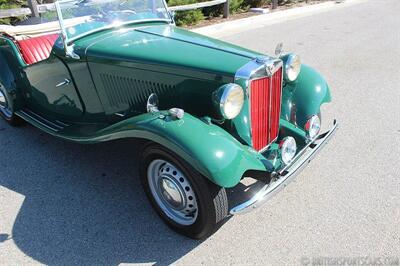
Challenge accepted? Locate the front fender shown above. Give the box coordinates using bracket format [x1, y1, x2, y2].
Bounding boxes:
[281, 65, 331, 128]
[100, 112, 267, 188]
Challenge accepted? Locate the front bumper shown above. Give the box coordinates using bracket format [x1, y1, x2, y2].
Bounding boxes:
[230, 119, 338, 215]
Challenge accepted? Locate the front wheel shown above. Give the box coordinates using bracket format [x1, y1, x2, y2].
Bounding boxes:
[140, 144, 228, 239]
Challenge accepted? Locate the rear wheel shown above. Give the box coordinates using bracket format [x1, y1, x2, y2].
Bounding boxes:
[140, 144, 228, 239]
[0, 82, 23, 126]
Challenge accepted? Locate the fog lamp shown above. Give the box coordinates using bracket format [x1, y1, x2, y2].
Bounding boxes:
[280, 137, 297, 165]
[305, 115, 321, 140]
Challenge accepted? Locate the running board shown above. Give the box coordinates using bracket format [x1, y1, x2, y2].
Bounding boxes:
[16, 109, 69, 132]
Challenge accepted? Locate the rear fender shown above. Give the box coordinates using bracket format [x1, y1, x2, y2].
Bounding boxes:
[100, 112, 267, 188]
[281, 65, 331, 128]
[0, 51, 21, 111]
[0, 52, 15, 90]
[0, 36, 26, 110]
[0, 36, 25, 67]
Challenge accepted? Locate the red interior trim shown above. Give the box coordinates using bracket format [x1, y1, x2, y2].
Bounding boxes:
[16, 34, 59, 65]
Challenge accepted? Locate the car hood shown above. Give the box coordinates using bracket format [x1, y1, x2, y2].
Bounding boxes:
[81, 24, 261, 76]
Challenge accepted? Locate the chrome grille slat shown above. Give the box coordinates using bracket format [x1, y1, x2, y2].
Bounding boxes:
[250, 67, 283, 152]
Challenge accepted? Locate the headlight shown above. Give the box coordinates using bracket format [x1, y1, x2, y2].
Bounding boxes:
[284, 54, 301, 82]
[305, 115, 321, 140]
[279, 136, 297, 165]
[215, 83, 244, 119]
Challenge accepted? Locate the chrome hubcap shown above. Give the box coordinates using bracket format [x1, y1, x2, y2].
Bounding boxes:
[0, 88, 12, 118]
[0, 90, 6, 108]
[147, 159, 198, 225]
[159, 176, 185, 209]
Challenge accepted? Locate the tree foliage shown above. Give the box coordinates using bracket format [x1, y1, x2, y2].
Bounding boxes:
[0, 0, 26, 25]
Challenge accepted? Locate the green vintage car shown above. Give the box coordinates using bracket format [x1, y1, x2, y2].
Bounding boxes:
[0, 0, 337, 238]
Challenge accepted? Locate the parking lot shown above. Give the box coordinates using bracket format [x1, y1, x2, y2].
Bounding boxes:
[0, 0, 399, 264]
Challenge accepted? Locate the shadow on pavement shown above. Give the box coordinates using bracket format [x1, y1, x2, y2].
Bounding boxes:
[0, 122, 201, 265]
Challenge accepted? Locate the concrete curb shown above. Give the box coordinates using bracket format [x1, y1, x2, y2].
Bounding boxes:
[192, 0, 368, 37]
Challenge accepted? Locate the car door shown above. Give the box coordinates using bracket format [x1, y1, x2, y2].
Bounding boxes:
[23, 53, 84, 121]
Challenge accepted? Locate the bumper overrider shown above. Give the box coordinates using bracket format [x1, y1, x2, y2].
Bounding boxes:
[230, 119, 338, 215]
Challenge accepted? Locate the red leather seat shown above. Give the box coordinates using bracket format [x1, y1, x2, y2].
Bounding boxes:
[17, 34, 59, 65]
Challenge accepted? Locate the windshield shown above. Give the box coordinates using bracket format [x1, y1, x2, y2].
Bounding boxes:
[54, 0, 171, 42]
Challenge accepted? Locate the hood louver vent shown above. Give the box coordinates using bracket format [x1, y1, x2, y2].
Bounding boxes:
[99, 73, 176, 113]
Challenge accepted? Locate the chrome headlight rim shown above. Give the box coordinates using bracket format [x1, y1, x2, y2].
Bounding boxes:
[304, 114, 321, 141]
[218, 83, 244, 120]
[279, 136, 297, 165]
[284, 53, 301, 82]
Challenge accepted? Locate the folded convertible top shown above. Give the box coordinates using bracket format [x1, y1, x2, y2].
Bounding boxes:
[0, 16, 88, 39]
[0, 21, 60, 39]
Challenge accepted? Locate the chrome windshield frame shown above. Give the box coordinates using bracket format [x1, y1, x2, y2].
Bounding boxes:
[66, 18, 172, 45]
[54, 0, 173, 48]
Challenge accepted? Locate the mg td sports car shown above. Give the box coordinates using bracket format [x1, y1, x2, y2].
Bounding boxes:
[0, 0, 337, 239]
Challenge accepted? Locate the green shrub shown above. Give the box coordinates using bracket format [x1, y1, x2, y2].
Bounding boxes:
[245, 0, 270, 8]
[168, 0, 205, 26]
[202, 0, 245, 18]
[202, 4, 222, 18]
[169, 0, 246, 26]
[174, 9, 204, 26]
[0, 0, 54, 25]
[229, 0, 245, 13]
[0, 0, 25, 25]
[243, 0, 308, 8]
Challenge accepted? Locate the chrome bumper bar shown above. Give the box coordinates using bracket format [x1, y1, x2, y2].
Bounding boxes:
[230, 119, 338, 215]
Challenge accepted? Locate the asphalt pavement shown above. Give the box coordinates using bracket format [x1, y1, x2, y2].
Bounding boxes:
[0, 0, 399, 264]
